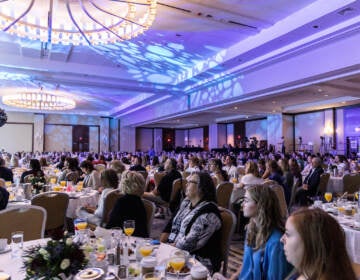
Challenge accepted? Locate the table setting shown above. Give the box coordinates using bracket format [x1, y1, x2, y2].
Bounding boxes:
[0, 219, 211, 280]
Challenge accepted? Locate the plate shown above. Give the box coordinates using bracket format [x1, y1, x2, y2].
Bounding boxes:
[0, 246, 11, 254]
[75, 268, 104, 280]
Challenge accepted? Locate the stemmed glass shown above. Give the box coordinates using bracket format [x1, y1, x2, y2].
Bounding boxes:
[324, 192, 332, 203]
[169, 251, 185, 280]
[123, 220, 135, 243]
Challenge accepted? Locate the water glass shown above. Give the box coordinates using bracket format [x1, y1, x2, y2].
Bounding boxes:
[11, 231, 23, 259]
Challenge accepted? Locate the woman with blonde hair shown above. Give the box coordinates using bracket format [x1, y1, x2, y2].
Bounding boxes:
[214, 184, 292, 280]
[106, 170, 148, 237]
[281, 208, 356, 280]
[109, 160, 125, 181]
[239, 161, 264, 188]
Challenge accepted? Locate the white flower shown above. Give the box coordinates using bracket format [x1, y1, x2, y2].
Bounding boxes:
[39, 248, 50, 260]
[60, 258, 70, 270]
[65, 238, 73, 246]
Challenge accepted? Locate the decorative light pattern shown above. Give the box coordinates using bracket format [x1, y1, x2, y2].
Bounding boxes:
[0, 0, 157, 45]
[2, 90, 76, 110]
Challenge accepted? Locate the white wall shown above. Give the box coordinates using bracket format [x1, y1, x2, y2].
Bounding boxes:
[0, 123, 33, 153]
[44, 124, 72, 152]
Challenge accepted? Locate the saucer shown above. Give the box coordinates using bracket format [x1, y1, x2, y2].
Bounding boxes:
[0, 246, 11, 254]
[75, 268, 104, 280]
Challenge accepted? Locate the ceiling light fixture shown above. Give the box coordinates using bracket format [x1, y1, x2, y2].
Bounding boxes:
[2, 87, 76, 110]
[0, 0, 157, 45]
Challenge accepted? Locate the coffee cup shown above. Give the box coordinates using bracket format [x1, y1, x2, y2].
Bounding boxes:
[141, 256, 157, 275]
[190, 265, 208, 280]
[0, 239, 7, 251]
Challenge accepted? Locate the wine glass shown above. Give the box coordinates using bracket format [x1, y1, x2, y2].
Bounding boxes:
[123, 220, 135, 242]
[169, 251, 186, 280]
[324, 192, 332, 203]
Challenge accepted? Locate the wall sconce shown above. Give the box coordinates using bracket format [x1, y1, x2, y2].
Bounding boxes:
[355, 127, 360, 132]
[323, 121, 334, 135]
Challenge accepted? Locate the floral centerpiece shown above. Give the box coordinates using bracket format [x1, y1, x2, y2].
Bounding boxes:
[23, 235, 88, 280]
[29, 175, 47, 194]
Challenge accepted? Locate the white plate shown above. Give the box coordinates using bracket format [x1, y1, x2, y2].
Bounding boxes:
[0, 246, 11, 254]
[75, 268, 104, 280]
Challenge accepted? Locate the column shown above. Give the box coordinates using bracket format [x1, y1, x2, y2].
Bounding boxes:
[34, 114, 44, 152]
[100, 117, 110, 152]
[153, 128, 163, 154]
[209, 123, 227, 149]
[267, 114, 293, 152]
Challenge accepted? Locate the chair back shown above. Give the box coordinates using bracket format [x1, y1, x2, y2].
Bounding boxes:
[169, 178, 187, 212]
[102, 189, 123, 226]
[219, 207, 236, 276]
[343, 174, 360, 194]
[288, 177, 301, 210]
[267, 182, 288, 219]
[0, 178, 5, 187]
[216, 182, 234, 209]
[0, 205, 46, 241]
[154, 172, 166, 187]
[94, 164, 106, 173]
[317, 173, 330, 195]
[142, 199, 155, 236]
[31, 192, 69, 231]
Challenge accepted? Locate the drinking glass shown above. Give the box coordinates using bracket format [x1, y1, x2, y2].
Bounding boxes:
[169, 251, 185, 280]
[123, 220, 135, 242]
[60, 181, 66, 187]
[324, 192, 332, 203]
[11, 231, 23, 259]
[139, 241, 153, 258]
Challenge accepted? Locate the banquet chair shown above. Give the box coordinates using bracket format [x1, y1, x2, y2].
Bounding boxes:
[169, 178, 187, 213]
[0, 178, 5, 187]
[0, 205, 46, 241]
[265, 181, 288, 219]
[94, 164, 106, 173]
[154, 172, 166, 187]
[31, 192, 69, 238]
[316, 173, 330, 196]
[343, 174, 360, 194]
[142, 199, 155, 237]
[216, 182, 234, 209]
[100, 189, 124, 227]
[218, 207, 236, 276]
[288, 177, 301, 211]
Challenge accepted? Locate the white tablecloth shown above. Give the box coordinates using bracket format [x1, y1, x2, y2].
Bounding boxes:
[336, 216, 360, 264]
[0, 237, 205, 279]
[6, 190, 99, 219]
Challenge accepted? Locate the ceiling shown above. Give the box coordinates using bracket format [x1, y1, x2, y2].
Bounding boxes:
[0, 0, 359, 128]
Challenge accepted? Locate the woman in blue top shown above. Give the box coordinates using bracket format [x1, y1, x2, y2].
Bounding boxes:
[214, 184, 292, 280]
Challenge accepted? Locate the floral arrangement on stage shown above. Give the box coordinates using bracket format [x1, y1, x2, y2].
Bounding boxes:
[23, 235, 88, 280]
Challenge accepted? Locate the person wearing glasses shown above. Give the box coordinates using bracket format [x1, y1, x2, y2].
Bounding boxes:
[165, 172, 222, 272]
[213, 185, 292, 280]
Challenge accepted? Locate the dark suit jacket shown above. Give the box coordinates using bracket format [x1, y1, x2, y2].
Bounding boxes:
[129, 164, 146, 172]
[0, 186, 9, 210]
[303, 167, 324, 196]
[106, 194, 148, 238]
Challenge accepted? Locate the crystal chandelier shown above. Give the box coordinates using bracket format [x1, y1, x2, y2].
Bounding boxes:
[0, 0, 157, 45]
[2, 88, 76, 110]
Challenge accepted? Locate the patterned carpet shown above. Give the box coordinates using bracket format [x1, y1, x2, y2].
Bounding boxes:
[151, 216, 244, 277]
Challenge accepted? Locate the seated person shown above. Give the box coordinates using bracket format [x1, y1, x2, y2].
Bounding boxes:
[80, 160, 101, 190]
[143, 158, 182, 211]
[76, 169, 118, 226]
[295, 157, 324, 206]
[20, 159, 45, 183]
[0, 157, 13, 183]
[106, 171, 148, 237]
[164, 172, 222, 273]
[57, 157, 80, 184]
[213, 185, 292, 280]
[281, 208, 357, 280]
[208, 158, 229, 186]
[129, 156, 146, 172]
[0, 185, 9, 210]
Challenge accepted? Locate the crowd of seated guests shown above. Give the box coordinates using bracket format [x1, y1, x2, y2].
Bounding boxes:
[0, 147, 360, 277]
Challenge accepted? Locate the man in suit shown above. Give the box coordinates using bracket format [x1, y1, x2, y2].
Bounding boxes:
[0, 157, 13, 183]
[296, 157, 324, 206]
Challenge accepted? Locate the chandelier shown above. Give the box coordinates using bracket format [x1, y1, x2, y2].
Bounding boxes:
[0, 0, 157, 45]
[2, 88, 76, 110]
